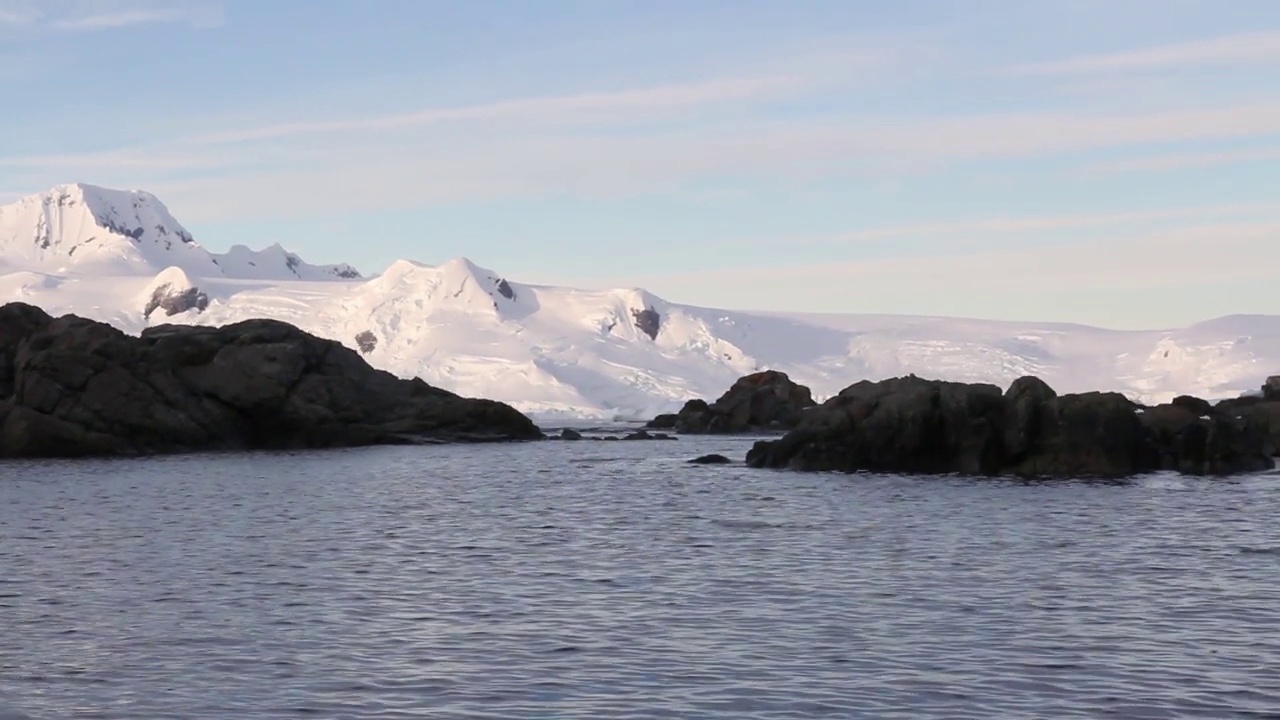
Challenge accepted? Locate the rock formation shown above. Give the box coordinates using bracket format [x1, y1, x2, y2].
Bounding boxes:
[647, 370, 816, 433]
[140, 266, 209, 319]
[630, 307, 660, 340]
[745, 374, 1275, 478]
[1214, 376, 1280, 455]
[0, 302, 540, 458]
[1264, 376, 1280, 401]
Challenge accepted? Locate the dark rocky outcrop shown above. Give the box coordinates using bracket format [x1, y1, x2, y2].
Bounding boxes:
[647, 371, 816, 434]
[496, 278, 515, 300]
[560, 428, 583, 440]
[689, 453, 732, 464]
[354, 330, 378, 354]
[622, 429, 675, 441]
[746, 374, 1275, 478]
[143, 284, 209, 319]
[0, 303, 540, 459]
[1214, 377, 1280, 455]
[631, 307, 660, 340]
[1264, 376, 1280, 401]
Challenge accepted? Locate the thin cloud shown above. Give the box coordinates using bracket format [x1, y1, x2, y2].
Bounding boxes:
[1079, 146, 1280, 175]
[1008, 30, 1280, 76]
[596, 220, 1280, 325]
[81, 100, 1280, 225]
[192, 74, 805, 144]
[3, 1, 223, 32]
[797, 202, 1280, 244]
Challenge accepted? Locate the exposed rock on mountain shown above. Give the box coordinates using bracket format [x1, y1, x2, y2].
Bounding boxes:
[140, 267, 209, 319]
[647, 370, 816, 433]
[355, 330, 378, 354]
[631, 307, 660, 340]
[0, 302, 540, 459]
[745, 374, 1275, 478]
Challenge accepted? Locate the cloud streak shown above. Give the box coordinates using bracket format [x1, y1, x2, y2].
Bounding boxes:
[1009, 30, 1280, 76]
[191, 74, 806, 144]
[0, 0, 222, 32]
[799, 202, 1280, 244]
[595, 220, 1280, 327]
[1079, 146, 1280, 175]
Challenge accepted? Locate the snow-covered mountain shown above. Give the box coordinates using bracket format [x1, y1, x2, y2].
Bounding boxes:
[0, 183, 360, 281]
[3, 183, 1279, 419]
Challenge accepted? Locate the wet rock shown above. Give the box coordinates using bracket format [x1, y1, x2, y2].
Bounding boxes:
[560, 428, 583, 441]
[1214, 394, 1280, 457]
[746, 374, 1274, 478]
[622, 429, 676, 441]
[689, 453, 732, 464]
[0, 302, 541, 459]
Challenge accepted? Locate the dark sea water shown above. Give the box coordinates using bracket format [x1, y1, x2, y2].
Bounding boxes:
[2, 433, 1279, 719]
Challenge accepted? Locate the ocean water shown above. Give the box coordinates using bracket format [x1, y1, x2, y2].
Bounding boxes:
[1, 434, 1279, 719]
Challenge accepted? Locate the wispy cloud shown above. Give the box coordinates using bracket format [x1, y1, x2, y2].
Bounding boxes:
[192, 74, 806, 144]
[800, 202, 1280, 244]
[596, 220, 1280, 327]
[47, 98, 1280, 224]
[0, 3, 39, 26]
[1078, 146, 1280, 175]
[1008, 30, 1280, 76]
[0, 0, 222, 32]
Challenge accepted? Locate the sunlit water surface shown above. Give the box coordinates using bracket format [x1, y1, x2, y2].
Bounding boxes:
[2, 435, 1279, 719]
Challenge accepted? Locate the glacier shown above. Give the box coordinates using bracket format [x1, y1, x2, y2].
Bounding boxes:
[3, 183, 1279, 420]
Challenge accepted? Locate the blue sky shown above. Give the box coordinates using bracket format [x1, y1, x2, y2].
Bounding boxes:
[1, 0, 1278, 328]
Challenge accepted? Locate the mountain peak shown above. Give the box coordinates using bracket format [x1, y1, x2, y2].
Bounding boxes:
[362, 256, 520, 313]
[0, 183, 362, 282]
[0, 182, 216, 276]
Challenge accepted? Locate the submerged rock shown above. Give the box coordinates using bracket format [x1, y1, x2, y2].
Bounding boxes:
[689, 453, 732, 464]
[745, 374, 1274, 478]
[0, 302, 541, 459]
[622, 429, 675, 441]
[647, 370, 816, 434]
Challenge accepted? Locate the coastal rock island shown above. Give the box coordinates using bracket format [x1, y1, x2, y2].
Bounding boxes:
[646, 370, 816, 433]
[0, 302, 541, 458]
[742, 374, 1277, 478]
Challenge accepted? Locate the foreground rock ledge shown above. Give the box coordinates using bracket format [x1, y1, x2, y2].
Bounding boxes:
[0, 302, 541, 459]
[745, 375, 1277, 478]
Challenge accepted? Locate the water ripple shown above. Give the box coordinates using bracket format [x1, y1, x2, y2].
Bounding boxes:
[1, 441, 1279, 718]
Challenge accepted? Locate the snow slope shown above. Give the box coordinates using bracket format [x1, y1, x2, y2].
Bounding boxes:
[2, 184, 1279, 419]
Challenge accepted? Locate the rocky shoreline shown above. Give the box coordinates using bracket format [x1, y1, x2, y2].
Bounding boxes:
[4, 300, 1277, 479]
[0, 303, 540, 458]
[662, 373, 1278, 478]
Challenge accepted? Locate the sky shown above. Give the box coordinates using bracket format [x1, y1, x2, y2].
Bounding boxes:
[1, 0, 1278, 329]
